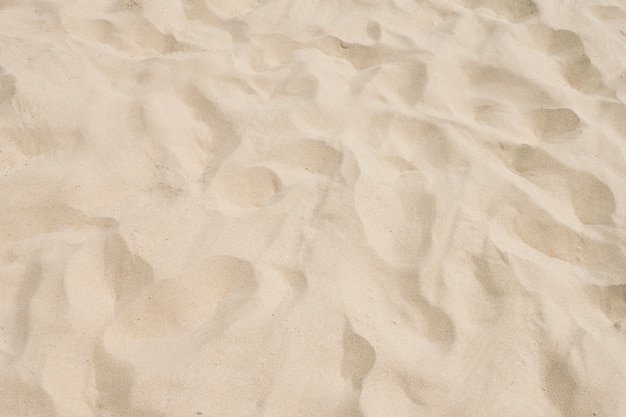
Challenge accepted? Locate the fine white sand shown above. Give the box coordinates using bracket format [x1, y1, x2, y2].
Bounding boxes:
[1, 0, 626, 416]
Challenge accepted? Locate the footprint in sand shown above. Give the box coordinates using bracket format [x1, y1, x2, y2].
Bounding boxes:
[528, 108, 580, 141]
[351, 61, 428, 107]
[510, 145, 616, 225]
[332, 322, 376, 417]
[354, 170, 435, 267]
[114, 256, 258, 339]
[341, 323, 376, 389]
[562, 55, 603, 94]
[464, 0, 538, 22]
[0, 67, 16, 107]
[585, 284, 626, 330]
[366, 21, 381, 42]
[212, 164, 281, 208]
[532, 25, 603, 93]
[265, 138, 343, 176]
[464, 63, 552, 108]
[586, 5, 626, 22]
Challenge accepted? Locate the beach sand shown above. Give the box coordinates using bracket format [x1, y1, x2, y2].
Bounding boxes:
[1, 0, 625, 416]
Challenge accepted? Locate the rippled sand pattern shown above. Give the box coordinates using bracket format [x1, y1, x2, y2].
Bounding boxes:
[1, 0, 625, 416]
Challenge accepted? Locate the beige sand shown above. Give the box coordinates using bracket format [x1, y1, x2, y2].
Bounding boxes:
[1, 0, 626, 416]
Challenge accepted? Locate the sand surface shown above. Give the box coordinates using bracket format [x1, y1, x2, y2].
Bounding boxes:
[1, 0, 626, 416]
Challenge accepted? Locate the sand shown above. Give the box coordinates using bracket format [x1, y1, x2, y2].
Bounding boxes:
[1, 0, 626, 416]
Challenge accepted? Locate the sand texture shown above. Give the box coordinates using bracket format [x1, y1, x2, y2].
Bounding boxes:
[1, 0, 626, 416]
